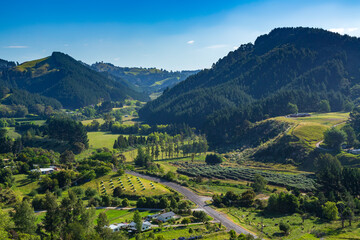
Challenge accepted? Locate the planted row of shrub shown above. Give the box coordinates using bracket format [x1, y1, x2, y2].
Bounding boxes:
[177, 165, 316, 191]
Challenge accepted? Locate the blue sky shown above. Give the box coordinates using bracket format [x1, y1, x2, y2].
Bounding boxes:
[1, 0, 360, 70]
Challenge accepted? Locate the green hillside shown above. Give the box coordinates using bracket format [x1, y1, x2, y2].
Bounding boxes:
[140, 27, 360, 145]
[91, 62, 199, 94]
[0, 52, 149, 109]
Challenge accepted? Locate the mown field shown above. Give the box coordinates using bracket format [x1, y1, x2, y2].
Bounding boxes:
[274, 112, 349, 147]
[87, 131, 123, 149]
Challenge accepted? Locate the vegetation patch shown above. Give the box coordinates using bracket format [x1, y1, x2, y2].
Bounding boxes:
[177, 164, 317, 191]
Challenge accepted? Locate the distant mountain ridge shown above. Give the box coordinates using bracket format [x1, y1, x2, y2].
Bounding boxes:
[91, 62, 200, 94]
[0, 52, 149, 109]
[139, 27, 360, 144]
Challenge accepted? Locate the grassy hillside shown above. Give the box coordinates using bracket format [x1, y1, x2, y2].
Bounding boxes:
[274, 112, 349, 147]
[0, 52, 148, 109]
[82, 173, 171, 197]
[140, 27, 360, 145]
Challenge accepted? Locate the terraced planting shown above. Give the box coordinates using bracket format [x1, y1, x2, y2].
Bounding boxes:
[82, 173, 171, 197]
[177, 164, 316, 191]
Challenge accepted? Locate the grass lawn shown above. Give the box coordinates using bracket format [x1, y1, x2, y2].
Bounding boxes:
[81, 173, 171, 197]
[218, 206, 360, 240]
[96, 209, 159, 224]
[12, 174, 39, 198]
[81, 118, 105, 126]
[132, 224, 228, 240]
[88, 131, 123, 149]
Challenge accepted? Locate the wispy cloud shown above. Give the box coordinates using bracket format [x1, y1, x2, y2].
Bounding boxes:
[206, 44, 227, 49]
[329, 27, 358, 34]
[4, 45, 28, 49]
[114, 57, 120, 61]
[187, 40, 195, 44]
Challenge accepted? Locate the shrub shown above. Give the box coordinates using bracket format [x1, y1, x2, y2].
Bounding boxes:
[205, 154, 223, 165]
[279, 222, 290, 235]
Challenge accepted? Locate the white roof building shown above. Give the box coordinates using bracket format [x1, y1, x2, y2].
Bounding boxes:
[157, 211, 175, 222]
[30, 167, 56, 174]
[128, 221, 151, 232]
[108, 223, 128, 232]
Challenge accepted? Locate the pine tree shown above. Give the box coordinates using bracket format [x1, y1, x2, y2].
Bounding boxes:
[13, 199, 37, 234]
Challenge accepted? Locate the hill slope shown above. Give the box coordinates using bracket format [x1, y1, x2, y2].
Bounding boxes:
[0, 52, 149, 109]
[91, 62, 199, 94]
[140, 27, 360, 144]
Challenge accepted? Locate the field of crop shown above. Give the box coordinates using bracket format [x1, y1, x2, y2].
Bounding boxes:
[219, 207, 360, 240]
[274, 112, 349, 147]
[177, 164, 317, 191]
[81, 173, 171, 197]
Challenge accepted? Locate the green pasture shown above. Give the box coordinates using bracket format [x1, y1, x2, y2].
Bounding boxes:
[274, 112, 349, 147]
[220, 206, 360, 240]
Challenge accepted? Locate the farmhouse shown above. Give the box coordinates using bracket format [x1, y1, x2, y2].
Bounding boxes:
[30, 167, 57, 174]
[108, 223, 128, 232]
[145, 213, 159, 221]
[128, 221, 152, 232]
[157, 211, 175, 222]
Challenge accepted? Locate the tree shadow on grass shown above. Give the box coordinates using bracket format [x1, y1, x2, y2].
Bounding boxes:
[17, 177, 33, 187]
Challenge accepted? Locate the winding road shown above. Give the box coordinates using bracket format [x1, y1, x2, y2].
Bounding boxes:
[126, 171, 257, 237]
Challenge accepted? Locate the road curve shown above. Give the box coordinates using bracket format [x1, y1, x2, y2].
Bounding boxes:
[126, 171, 257, 237]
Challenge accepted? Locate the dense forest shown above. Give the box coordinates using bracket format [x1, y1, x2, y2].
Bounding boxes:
[139, 27, 360, 144]
[0, 52, 149, 109]
[91, 62, 199, 94]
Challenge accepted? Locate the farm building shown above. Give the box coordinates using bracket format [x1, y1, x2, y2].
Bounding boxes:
[145, 213, 159, 221]
[128, 221, 152, 232]
[30, 167, 57, 174]
[108, 223, 128, 232]
[157, 211, 175, 222]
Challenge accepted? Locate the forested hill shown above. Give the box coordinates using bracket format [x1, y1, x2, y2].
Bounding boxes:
[0, 58, 16, 70]
[91, 62, 199, 94]
[0, 52, 149, 109]
[139, 27, 360, 144]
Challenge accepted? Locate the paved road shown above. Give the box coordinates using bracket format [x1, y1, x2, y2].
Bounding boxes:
[127, 171, 257, 237]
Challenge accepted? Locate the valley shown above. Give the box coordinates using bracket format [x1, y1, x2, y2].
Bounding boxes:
[2, 27, 360, 240]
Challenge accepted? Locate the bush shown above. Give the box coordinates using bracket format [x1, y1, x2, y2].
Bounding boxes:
[205, 154, 223, 165]
[122, 198, 130, 207]
[72, 187, 84, 197]
[85, 187, 98, 199]
[279, 222, 290, 235]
